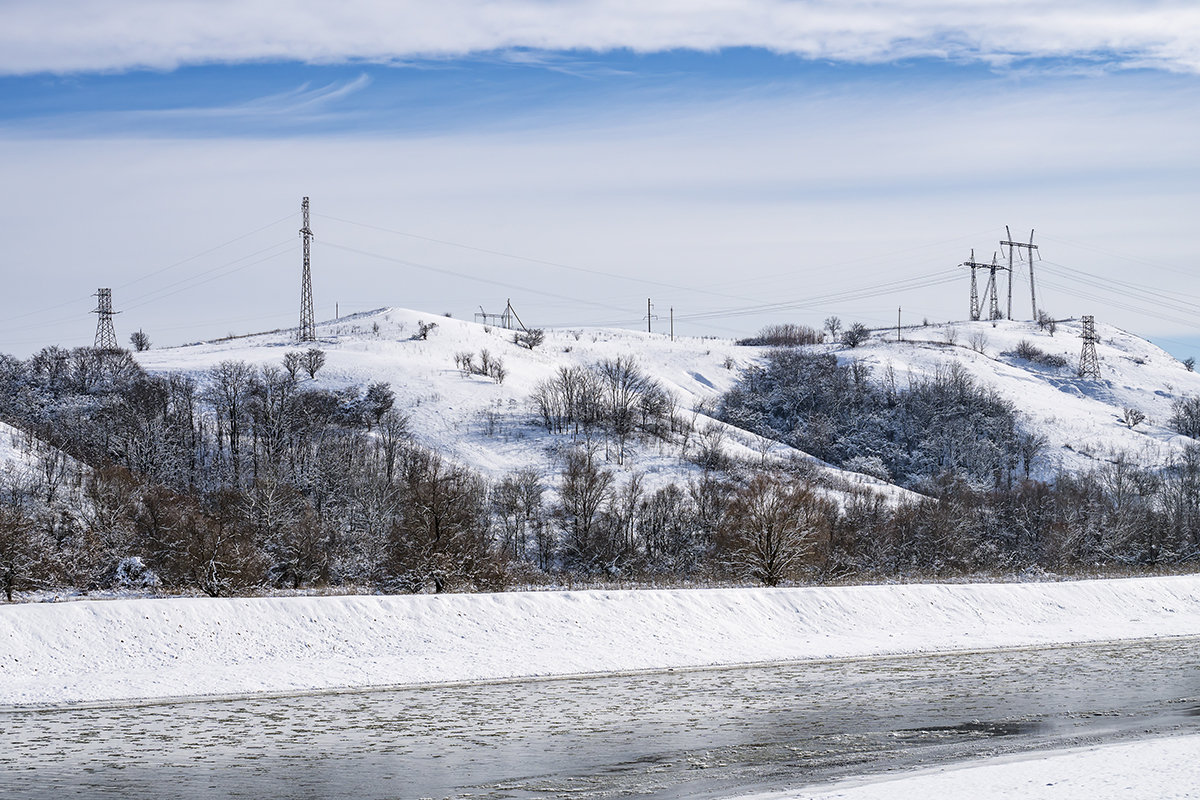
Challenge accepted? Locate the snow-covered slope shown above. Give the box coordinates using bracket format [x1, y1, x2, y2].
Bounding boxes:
[4, 575, 1199, 707]
[0, 421, 35, 472]
[0, 420, 80, 487]
[135, 307, 907, 500]
[846, 318, 1200, 477]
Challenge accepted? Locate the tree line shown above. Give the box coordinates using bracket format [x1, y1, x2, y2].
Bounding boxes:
[2, 343, 1199, 601]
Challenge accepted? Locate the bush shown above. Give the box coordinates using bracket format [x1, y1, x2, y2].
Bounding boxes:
[1011, 340, 1068, 368]
[841, 322, 870, 348]
[738, 323, 822, 347]
[514, 328, 546, 350]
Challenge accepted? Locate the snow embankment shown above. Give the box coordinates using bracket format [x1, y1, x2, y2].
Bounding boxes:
[758, 734, 1200, 800]
[4, 575, 1200, 707]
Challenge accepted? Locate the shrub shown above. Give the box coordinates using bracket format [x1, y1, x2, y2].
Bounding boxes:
[738, 323, 822, 347]
[841, 322, 870, 348]
[1012, 340, 1068, 368]
[514, 328, 546, 350]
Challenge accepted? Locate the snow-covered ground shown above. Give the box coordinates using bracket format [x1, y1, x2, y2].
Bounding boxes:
[748, 734, 1200, 800]
[4, 575, 1199, 707]
[0, 420, 43, 476]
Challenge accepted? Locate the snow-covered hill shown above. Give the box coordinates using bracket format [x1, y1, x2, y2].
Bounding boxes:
[132, 309, 1199, 498]
[135, 308, 908, 501]
[847, 317, 1200, 477]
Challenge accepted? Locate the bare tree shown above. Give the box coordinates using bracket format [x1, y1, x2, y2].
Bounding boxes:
[282, 351, 303, 381]
[129, 329, 151, 352]
[514, 328, 546, 350]
[388, 449, 493, 593]
[718, 475, 828, 586]
[302, 348, 326, 380]
[555, 447, 615, 573]
[840, 322, 869, 348]
[491, 467, 544, 564]
[0, 505, 46, 601]
[207, 360, 254, 485]
[363, 382, 395, 430]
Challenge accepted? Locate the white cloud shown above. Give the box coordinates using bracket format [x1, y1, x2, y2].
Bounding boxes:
[5, 1, 1200, 74]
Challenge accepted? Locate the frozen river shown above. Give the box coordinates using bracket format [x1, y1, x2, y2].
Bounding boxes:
[3, 637, 1198, 799]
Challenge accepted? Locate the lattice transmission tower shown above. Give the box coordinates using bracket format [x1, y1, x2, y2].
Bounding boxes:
[299, 196, 316, 342]
[92, 288, 120, 352]
[1078, 315, 1101, 379]
[962, 249, 996, 321]
[970, 251, 1007, 321]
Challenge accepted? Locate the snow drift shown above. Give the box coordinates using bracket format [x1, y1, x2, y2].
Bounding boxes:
[4, 575, 1200, 707]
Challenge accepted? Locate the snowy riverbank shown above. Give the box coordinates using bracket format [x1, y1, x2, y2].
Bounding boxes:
[755, 733, 1200, 800]
[4, 575, 1200, 707]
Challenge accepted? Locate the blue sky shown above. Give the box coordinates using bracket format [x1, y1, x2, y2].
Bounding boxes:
[2, 1, 1199, 358]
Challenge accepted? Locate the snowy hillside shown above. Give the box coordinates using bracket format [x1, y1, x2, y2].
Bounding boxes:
[0, 420, 81, 490]
[135, 308, 908, 500]
[134, 309, 1199, 496]
[846, 318, 1200, 478]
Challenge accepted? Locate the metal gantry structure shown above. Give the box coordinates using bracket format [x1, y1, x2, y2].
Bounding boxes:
[963, 227, 1042, 322]
[961, 249, 1004, 321]
[474, 298, 528, 331]
[299, 197, 316, 342]
[963, 249, 1008, 321]
[92, 288, 120, 352]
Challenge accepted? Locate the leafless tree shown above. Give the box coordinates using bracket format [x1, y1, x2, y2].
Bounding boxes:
[302, 348, 326, 380]
[718, 475, 829, 586]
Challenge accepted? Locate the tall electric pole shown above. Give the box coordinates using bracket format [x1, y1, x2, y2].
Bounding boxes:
[1078, 315, 1101, 379]
[1001, 226, 1040, 320]
[299, 197, 316, 342]
[975, 251, 1008, 321]
[961, 249, 993, 321]
[92, 288, 120, 352]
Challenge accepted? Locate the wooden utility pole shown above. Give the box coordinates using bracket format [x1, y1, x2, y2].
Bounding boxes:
[1001, 226, 1039, 320]
[897, 307, 902, 342]
[670, 307, 674, 341]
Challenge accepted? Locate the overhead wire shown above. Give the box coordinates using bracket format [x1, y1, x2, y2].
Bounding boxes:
[320, 240, 636, 316]
[314, 212, 769, 305]
[0, 212, 297, 330]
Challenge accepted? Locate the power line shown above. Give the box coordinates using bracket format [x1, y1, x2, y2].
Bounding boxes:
[114, 211, 295, 292]
[0, 213, 296, 330]
[321, 240, 636, 316]
[119, 241, 296, 313]
[673, 268, 962, 323]
[314, 212, 768, 305]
